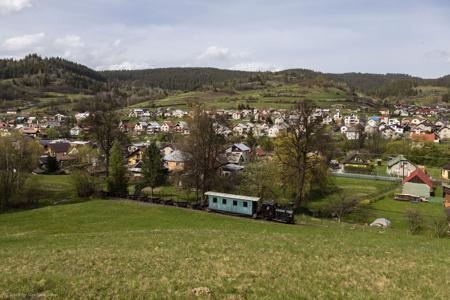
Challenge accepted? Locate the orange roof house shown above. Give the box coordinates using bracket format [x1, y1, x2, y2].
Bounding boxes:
[411, 132, 437, 143]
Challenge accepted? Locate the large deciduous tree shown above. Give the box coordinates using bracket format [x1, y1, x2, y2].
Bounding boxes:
[181, 105, 227, 204]
[0, 134, 40, 209]
[89, 106, 125, 175]
[275, 101, 329, 210]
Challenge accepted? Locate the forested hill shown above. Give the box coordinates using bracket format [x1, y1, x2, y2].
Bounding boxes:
[0, 54, 106, 101]
[1, 54, 449, 107]
[102, 68, 256, 90]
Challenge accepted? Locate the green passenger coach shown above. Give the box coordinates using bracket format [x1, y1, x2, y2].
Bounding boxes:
[205, 192, 260, 216]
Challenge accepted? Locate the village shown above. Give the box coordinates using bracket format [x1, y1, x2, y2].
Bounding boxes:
[1, 101, 450, 215]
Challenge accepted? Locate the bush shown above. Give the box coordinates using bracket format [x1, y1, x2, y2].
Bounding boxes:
[405, 209, 423, 234]
[71, 171, 96, 198]
[430, 217, 449, 239]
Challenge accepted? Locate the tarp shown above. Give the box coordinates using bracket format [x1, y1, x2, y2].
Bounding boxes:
[370, 218, 391, 228]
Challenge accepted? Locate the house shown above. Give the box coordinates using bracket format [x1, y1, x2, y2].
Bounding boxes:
[172, 109, 187, 118]
[21, 127, 39, 137]
[233, 123, 247, 136]
[416, 121, 433, 133]
[344, 126, 361, 140]
[342, 152, 372, 173]
[438, 126, 450, 140]
[344, 114, 359, 126]
[147, 122, 161, 134]
[134, 122, 148, 133]
[129, 109, 150, 118]
[268, 125, 284, 138]
[221, 163, 245, 176]
[380, 126, 400, 140]
[161, 121, 173, 132]
[226, 143, 251, 162]
[205, 192, 259, 216]
[401, 168, 433, 199]
[127, 147, 145, 168]
[47, 141, 72, 162]
[232, 112, 242, 120]
[444, 194, 450, 209]
[164, 150, 186, 172]
[70, 126, 81, 137]
[387, 155, 416, 177]
[410, 132, 438, 143]
[442, 163, 450, 181]
[174, 121, 189, 134]
[54, 113, 67, 122]
[75, 112, 90, 121]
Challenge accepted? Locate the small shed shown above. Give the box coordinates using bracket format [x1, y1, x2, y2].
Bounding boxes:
[205, 192, 259, 216]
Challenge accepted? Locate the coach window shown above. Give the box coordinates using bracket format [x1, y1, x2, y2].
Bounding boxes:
[222, 199, 227, 205]
[243, 201, 248, 208]
[233, 200, 238, 206]
[213, 198, 217, 203]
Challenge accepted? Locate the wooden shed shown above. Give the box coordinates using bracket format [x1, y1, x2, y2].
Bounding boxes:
[205, 192, 259, 216]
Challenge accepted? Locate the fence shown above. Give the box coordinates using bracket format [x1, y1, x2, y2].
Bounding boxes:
[331, 172, 402, 182]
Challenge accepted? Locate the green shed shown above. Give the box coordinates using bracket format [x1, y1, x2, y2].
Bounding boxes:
[205, 192, 260, 216]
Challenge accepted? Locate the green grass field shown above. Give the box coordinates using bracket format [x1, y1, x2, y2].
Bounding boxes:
[1, 200, 449, 299]
[125, 84, 352, 111]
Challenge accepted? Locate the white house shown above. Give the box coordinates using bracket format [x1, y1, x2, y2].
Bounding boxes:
[439, 126, 450, 140]
[232, 112, 242, 120]
[387, 155, 416, 177]
[70, 126, 81, 137]
[344, 114, 359, 126]
[134, 122, 148, 133]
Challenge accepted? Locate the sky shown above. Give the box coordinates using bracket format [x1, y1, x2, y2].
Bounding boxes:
[0, 0, 450, 78]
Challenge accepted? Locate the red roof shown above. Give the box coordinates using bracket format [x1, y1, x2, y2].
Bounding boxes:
[402, 168, 433, 191]
[411, 133, 436, 142]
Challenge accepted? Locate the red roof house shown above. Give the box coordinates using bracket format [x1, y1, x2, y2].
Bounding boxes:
[411, 132, 437, 143]
[402, 168, 433, 192]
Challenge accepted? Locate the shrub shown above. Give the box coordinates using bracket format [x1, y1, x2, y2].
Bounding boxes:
[71, 171, 96, 198]
[405, 209, 423, 234]
[430, 217, 449, 239]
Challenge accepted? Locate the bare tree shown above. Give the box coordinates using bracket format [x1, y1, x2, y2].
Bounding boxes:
[181, 105, 227, 204]
[275, 101, 329, 210]
[325, 192, 358, 222]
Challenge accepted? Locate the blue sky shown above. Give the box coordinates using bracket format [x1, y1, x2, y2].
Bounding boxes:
[0, 0, 449, 77]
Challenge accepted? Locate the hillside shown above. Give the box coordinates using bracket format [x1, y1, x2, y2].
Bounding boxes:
[0, 54, 106, 111]
[0, 199, 449, 298]
[1, 55, 449, 113]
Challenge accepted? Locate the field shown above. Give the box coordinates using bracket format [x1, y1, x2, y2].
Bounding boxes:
[127, 84, 353, 111]
[0, 200, 449, 299]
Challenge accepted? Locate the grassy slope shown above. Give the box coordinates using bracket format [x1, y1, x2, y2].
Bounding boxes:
[0, 200, 449, 299]
[128, 84, 352, 111]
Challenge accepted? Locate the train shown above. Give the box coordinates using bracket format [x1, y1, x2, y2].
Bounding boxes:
[124, 191, 295, 224]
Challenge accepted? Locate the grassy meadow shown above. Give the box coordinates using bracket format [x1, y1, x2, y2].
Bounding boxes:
[1, 200, 450, 299]
[1, 175, 449, 298]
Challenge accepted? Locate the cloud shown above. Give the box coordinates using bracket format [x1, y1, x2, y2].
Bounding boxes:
[0, 0, 32, 14]
[231, 62, 280, 72]
[2, 32, 45, 51]
[99, 61, 151, 71]
[54, 35, 84, 48]
[196, 46, 248, 61]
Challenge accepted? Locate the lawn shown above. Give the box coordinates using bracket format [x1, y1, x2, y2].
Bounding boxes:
[0, 200, 449, 299]
[307, 177, 399, 213]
